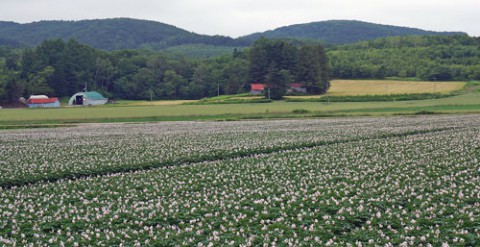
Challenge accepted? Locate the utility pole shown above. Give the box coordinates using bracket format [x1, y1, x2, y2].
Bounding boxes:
[217, 83, 220, 97]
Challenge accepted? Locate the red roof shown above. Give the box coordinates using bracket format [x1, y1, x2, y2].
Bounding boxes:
[251, 84, 265, 91]
[27, 98, 59, 104]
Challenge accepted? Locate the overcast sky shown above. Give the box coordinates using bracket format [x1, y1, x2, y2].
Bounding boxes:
[1, 0, 479, 37]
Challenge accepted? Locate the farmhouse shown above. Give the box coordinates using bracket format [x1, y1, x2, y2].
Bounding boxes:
[68, 91, 108, 106]
[287, 83, 307, 94]
[250, 83, 265, 95]
[26, 95, 60, 108]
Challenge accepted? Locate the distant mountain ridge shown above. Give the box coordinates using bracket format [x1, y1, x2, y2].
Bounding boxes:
[0, 18, 467, 50]
[0, 18, 246, 50]
[241, 20, 466, 45]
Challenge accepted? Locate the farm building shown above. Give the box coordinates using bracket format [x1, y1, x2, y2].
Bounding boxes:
[287, 83, 307, 94]
[68, 91, 108, 106]
[250, 83, 265, 95]
[26, 95, 60, 108]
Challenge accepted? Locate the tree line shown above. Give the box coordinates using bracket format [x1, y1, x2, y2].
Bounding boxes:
[328, 35, 480, 81]
[3, 34, 478, 105]
[0, 38, 331, 103]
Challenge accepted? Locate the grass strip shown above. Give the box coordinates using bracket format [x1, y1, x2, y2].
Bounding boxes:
[0, 124, 76, 130]
[184, 99, 273, 105]
[3, 103, 480, 128]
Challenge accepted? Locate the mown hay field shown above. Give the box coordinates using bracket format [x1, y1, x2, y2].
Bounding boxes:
[328, 79, 466, 95]
[1, 115, 479, 246]
[290, 80, 466, 98]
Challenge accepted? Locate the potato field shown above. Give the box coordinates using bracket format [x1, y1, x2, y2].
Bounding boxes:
[1, 115, 479, 246]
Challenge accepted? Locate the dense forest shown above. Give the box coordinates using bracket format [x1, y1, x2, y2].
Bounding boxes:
[328, 35, 480, 80]
[0, 38, 330, 103]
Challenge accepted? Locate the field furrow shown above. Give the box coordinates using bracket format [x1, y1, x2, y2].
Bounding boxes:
[0, 115, 471, 187]
[0, 121, 479, 246]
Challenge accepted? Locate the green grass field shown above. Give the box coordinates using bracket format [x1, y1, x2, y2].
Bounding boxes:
[0, 80, 478, 127]
[1, 92, 480, 126]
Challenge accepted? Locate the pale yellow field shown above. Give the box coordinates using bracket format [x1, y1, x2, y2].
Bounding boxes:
[327, 80, 466, 96]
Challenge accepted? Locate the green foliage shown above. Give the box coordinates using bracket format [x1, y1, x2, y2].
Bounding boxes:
[26, 66, 55, 95]
[198, 93, 252, 102]
[297, 45, 330, 93]
[464, 81, 480, 92]
[249, 38, 330, 98]
[1, 33, 477, 103]
[0, 39, 253, 102]
[163, 44, 240, 58]
[329, 35, 480, 81]
[242, 20, 464, 45]
[1, 19, 465, 53]
[189, 93, 272, 105]
[292, 109, 311, 114]
[0, 18, 249, 50]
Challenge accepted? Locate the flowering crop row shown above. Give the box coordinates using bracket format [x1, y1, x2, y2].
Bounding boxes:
[0, 115, 472, 187]
[0, 115, 479, 245]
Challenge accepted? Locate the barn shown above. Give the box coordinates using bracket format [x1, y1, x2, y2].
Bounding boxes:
[26, 96, 60, 108]
[287, 83, 307, 94]
[68, 91, 108, 106]
[250, 83, 265, 95]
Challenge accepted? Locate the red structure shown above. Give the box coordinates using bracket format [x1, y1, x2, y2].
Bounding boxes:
[26, 97, 60, 108]
[250, 83, 265, 94]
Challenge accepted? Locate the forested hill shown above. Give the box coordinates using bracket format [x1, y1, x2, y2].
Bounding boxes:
[241, 20, 465, 45]
[328, 35, 480, 80]
[0, 19, 467, 50]
[0, 18, 247, 50]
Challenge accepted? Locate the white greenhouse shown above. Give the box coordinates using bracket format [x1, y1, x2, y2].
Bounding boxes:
[68, 91, 108, 106]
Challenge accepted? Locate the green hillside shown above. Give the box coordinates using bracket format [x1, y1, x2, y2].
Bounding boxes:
[0, 19, 466, 51]
[0, 18, 247, 50]
[241, 20, 465, 45]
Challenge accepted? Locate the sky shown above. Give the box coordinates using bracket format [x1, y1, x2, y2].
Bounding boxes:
[1, 0, 479, 37]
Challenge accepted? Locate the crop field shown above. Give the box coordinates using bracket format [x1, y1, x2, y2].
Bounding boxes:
[326, 80, 466, 96]
[1, 114, 480, 245]
[288, 80, 467, 99]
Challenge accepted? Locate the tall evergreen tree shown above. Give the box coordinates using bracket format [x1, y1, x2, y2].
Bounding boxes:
[249, 38, 330, 97]
[296, 45, 331, 94]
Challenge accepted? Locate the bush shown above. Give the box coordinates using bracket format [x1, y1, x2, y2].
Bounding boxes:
[292, 109, 311, 114]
